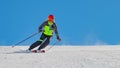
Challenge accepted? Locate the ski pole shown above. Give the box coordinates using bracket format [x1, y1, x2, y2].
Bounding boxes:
[12, 32, 40, 48]
[46, 41, 59, 51]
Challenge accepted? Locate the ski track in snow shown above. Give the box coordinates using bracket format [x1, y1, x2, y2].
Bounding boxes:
[0, 46, 120, 68]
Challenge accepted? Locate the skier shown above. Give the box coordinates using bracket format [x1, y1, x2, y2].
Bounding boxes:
[27, 14, 61, 52]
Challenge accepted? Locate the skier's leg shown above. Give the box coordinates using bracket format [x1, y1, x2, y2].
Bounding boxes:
[38, 36, 51, 50]
[28, 41, 42, 50]
[28, 33, 46, 50]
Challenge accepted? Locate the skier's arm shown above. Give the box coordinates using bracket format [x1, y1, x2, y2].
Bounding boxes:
[54, 23, 61, 41]
[38, 21, 47, 32]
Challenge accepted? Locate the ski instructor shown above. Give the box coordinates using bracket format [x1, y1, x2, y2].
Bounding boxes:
[27, 14, 61, 52]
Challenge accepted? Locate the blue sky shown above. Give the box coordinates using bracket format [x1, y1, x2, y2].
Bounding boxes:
[0, 0, 120, 45]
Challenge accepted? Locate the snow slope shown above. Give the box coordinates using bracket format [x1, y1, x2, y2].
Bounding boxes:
[0, 45, 120, 68]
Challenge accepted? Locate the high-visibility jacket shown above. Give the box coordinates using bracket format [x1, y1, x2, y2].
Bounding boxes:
[39, 20, 59, 37]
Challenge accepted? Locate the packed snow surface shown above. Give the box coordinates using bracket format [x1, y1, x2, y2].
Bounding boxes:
[0, 45, 120, 68]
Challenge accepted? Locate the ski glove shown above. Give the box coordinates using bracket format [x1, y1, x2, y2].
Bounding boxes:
[57, 36, 61, 41]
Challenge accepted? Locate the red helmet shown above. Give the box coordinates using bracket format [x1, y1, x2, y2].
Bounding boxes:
[48, 14, 54, 21]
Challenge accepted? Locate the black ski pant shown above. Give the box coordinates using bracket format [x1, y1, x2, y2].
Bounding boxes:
[28, 33, 52, 50]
